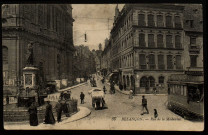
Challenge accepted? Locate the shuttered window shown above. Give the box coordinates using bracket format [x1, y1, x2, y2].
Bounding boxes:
[138, 14, 145, 26]
[175, 35, 181, 49]
[158, 55, 165, 69]
[157, 34, 164, 48]
[139, 33, 145, 47]
[166, 16, 172, 28]
[157, 15, 163, 27]
[148, 34, 155, 48]
[166, 35, 173, 48]
[148, 14, 154, 27]
[167, 55, 173, 69]
[175, 16, 181, 28]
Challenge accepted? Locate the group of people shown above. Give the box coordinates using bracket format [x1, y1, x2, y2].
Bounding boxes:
[28, 90, 74, 126]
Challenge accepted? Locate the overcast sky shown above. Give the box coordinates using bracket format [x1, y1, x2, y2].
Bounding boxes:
[72, 4, 124, 50]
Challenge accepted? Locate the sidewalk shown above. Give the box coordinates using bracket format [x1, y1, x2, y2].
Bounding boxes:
[98, 75, 167, 96]
[4, 106, 91, 129]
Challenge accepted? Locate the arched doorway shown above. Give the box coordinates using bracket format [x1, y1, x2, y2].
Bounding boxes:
[140, 76, 155, 92]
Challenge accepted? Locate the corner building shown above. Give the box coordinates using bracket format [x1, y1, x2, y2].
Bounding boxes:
[2, 4, 75, 93]
[111, 4, 185, 94]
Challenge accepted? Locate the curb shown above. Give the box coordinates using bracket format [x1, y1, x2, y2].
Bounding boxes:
[4, 106, 91, 126]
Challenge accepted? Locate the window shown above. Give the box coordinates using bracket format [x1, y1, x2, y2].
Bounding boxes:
[140, 76, 147, 87]
[158, 55, 165, 69]
[166, 35, 173, 48]
[157, 15, 163, 27]
[175, 16, 181, 28]
[176, 55, 182, 69]
[175, 35, 181, 49]
[159, 76, 164, 84]
[167, 55, 173, 69]
[139, 33, 145, 47]
[157, 34, 164, 48]
[149, 76, 155, 87]
[190, 55, 197, 67]
[148, 14, 154, 27]
[138, 14, 145, 26]
[149, 54, 155, 69]
[139, 54, 146, 69]
[148, 34, 155, 48]
[166, 16, 172, 28]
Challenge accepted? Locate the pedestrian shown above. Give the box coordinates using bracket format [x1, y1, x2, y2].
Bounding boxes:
[129, 90, 133, 99]
[55, 100, 63, 123]
[28, 102, 38, 126]
[154, 109, 158, 118]
[66, 91, 71, 100]
[44, 100, 55, 124]
[80, 92, 85, 104]
[60, 91, 64, 100]
[103, 86, 106, 94]
[141, 95, 149, 115]
[64, 100, 70, 117]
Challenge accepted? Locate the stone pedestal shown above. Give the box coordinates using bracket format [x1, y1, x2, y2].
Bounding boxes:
[55, 80, 61, 90]
[61, 79, 68, 88]
[23, 67, 39, 89]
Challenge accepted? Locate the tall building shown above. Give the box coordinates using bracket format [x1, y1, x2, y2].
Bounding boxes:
[110, 4, 185, 94]
[2, 4, 75, 93]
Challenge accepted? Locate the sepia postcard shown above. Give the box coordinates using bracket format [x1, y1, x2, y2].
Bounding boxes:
[2, 3, 204, 131]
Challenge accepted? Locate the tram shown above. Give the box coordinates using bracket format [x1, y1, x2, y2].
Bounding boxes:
[167, 74, 204, 120]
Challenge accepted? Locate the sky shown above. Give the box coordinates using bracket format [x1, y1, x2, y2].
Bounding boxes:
[72, 4, 124, 50]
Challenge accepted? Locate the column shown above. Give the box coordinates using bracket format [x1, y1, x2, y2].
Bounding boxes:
[145, 12, 148, 26]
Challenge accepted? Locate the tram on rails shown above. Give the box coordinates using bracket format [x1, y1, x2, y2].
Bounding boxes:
[167, 74, 204, 120]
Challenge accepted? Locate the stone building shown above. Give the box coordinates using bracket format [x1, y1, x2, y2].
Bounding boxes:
[2, 4, 75, 93]
[110, 4, 185, 94]
[92, 43, 102, 74]
[101, 38, 112, 76]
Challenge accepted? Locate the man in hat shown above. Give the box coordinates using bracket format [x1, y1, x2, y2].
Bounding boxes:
[55, 99, 63, 123]
[80, 92, 85, 104]
[141, 95, 149, 115]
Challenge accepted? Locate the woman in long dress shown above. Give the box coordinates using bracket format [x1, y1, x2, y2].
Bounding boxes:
[44, 101, 55, 124]
[28, 102, 38, 126]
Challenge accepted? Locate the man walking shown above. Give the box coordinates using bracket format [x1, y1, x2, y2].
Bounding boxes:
[141, 95, 149, 115]
[80, 92, 85, 104]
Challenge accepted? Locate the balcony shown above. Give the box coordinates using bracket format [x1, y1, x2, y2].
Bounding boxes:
[157, 43, 164, 48]
[175, 43, 182, 49]
[166, 43, 173, 49]
[139, 42, 146, 48]
[140, 65, 147, 69]
[138, 22, 145, 27]
[189, 44, 200, 54]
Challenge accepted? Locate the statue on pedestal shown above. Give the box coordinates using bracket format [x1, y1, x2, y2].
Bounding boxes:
[26, 42, 34, 66]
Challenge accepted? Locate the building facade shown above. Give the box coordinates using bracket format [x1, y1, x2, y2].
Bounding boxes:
[110, 4, 185, 94]
[101, 38, 112, 76]
[2, 4, 75, 93]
